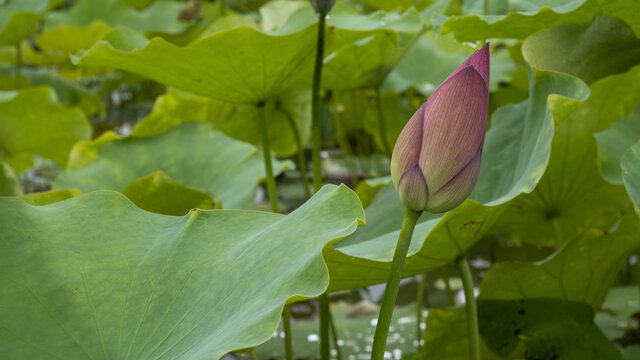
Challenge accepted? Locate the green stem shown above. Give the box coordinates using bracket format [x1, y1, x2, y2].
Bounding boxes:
[329, 306, 343, 360]
[283, 304, 293, 360]
[15, 43, 22, 80]
[220, 0, 227, 16]
[319, 293, 331, 360]
[371, 207, 422, 359]
[312, 12, 332, 360]
[311, 13, 326, 193]
[456, 256, 481, 360]
[256, 103, 279, 213]
[282, 109, 311, 199]
[442, 269, 455, 306]
[484, 0, 489, 15]
[416, 273, 427, 351]
[332, 111, 359, 187]
[375, 88, 392, 157]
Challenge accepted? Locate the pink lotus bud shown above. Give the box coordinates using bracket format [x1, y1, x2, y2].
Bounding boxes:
[391, 43, 489, 213]
[311, 0, 335, 15]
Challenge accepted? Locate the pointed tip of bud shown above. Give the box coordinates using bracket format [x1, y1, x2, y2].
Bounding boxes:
[397, 164, 429, 211]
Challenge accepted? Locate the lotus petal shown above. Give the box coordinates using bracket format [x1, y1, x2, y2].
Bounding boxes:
[418, 66, 488, 194]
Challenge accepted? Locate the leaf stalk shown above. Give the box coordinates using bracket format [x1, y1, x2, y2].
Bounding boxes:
[371, 207, 422, 359]
[456, 255, 481, 360]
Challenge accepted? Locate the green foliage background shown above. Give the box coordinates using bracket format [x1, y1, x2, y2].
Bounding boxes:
[0, 0, 639, 359]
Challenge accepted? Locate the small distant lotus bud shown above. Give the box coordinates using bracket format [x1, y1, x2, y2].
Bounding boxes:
[391, 43, 490, 213]
[311, 0, 336, 15]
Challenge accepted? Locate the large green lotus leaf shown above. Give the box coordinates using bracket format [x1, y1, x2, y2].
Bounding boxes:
[522, 16, 640, 84]
[478, 299, 622, 359]
[73, 21, 389, 104]
[0, 87, 92, 170]
[0, 184, 365, 359]
[0, 160, 22, 196]
[122, 171, 218, 216]
[421, 307, 517, 360]
[440, 0, 640, 42]
[323, 66, 590, 291]
[622, 142, 640, 216]
[54, 121, 290, 209]
[44, 0, 189, 35]
[594, 107, 640, 185]
[493, 65, 640, 247]
[480, 211, 640, 311]
[0, 0, 48, 45]
[0, 63, 101, 115]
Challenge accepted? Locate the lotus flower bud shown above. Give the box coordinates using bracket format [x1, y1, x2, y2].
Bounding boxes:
[391, 43, 490, 213]
[311, 0, 335, 15]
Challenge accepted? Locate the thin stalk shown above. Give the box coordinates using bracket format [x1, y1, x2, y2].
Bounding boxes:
[375, 88, 392, 157]
[332, 112, 359, 187]
[220, 0, 227, 16]
[15, 43, 22, 80]
[256, 103, 278, 212]
[312, 12, 332, 360]
[371, 208, 422, 359]
[282, 109, 311, 199]
[484, 0, 489, 15]
[283, 304, 293, 360]
[442, 269, 455, 306]
[319, 294, 331, 360]
[456, 256, 481, 360]
[416, 274, 427, 351]
[329, 307, 343, 360]
[311, 13, 326, 193]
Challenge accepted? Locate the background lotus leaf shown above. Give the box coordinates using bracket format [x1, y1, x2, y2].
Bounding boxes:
[492, 65, 640, 247]
[122, 171, 218, 216]
[0, 86, 92, 171]
[0, 184, 365, 359]
[44, 0, 189, 35]
[0, 160, 22, 196]
[278, 4, 424, 91]
[0, 0, 48, 45]
[36, 20, 112, 55]
[421, 306, 517, 360]
[0, 63, 101, 115]
[594, 106, 640, 185]
[522, 16, 640, 84]
[18, 188, 82, 205]
[622, 142, 640, 216]
[440, 0, 640, 42]
[480, 212, 640, 310]
[54, 121, 290, 209]
[478, 299, 622, 359]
